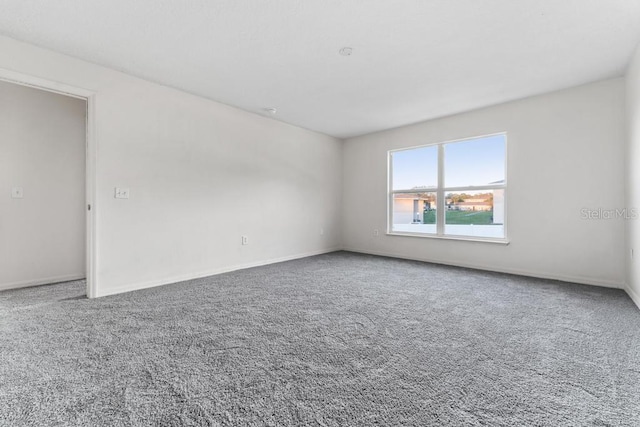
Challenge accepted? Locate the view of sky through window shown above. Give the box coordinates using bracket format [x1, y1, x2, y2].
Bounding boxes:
[392, 145, 437, 190]
[392, 134, 505, 190]
[444, 134, 505, 187]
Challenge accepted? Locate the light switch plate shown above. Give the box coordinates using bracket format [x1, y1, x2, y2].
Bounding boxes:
[114, 187, 130, 199]
[11, 187, 23, 199]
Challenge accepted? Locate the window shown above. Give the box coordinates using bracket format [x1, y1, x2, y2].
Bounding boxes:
[389, 133, 506, 241]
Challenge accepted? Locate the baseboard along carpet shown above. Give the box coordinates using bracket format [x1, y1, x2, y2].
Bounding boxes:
[1, 251, 639, 426]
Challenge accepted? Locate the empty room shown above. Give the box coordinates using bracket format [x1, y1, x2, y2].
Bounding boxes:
[1, 1, 640, 426]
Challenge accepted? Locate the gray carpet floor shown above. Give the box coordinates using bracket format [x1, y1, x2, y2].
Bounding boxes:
[1, 251, 639, 426]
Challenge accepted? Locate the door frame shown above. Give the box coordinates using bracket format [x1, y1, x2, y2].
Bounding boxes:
[0, 68, 98, 298]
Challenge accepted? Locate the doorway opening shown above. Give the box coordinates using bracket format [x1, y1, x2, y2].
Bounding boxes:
[0, 70, 96, 298]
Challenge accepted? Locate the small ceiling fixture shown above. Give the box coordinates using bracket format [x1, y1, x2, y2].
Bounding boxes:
[264, 107, 277, 115]
[339, 47, 353, 56]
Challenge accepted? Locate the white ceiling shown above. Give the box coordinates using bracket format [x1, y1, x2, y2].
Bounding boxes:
[1, 1, 640, 138]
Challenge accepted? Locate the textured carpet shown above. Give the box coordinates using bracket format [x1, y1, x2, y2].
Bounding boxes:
[1, 251, 639, 426]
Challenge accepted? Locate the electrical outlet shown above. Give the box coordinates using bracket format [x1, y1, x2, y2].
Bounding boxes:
[320, 228, 324, 235]
[241, 236, 249, 245]
[11, 187, 23, 199]
[373, 229, 380, 236]
[114, 188, 130, 199]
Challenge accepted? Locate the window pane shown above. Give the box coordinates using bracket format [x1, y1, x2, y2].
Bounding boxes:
[392, 192, 437, 234]
[444, 189, 504, 238]
[391, 145, 437, 191]
[444, 134, 505, 188]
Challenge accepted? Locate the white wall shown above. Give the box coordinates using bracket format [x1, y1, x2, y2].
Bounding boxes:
[0, 35, 342, 297]
[0, 80, 86, 290]
[626, 42, 640, 306]
[343, 78, 626, 288]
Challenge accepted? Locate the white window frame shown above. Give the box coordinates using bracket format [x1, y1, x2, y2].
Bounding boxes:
[388, 132, 508, 244]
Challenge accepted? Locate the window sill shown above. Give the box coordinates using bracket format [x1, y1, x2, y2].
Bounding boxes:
[386, 231, 510, 245]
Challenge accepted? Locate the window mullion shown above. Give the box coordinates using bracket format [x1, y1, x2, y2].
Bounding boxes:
[437, 144, 445, 235]
[388, 153, 393, 233]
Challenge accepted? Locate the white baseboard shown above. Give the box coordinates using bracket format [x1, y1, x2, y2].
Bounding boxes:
[69, 245, 632, 301]
[342, 247, 625, 290]
[95, 247, 342, 298]
[624, 283, 640, 310]
[0, 274, 86, 292]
